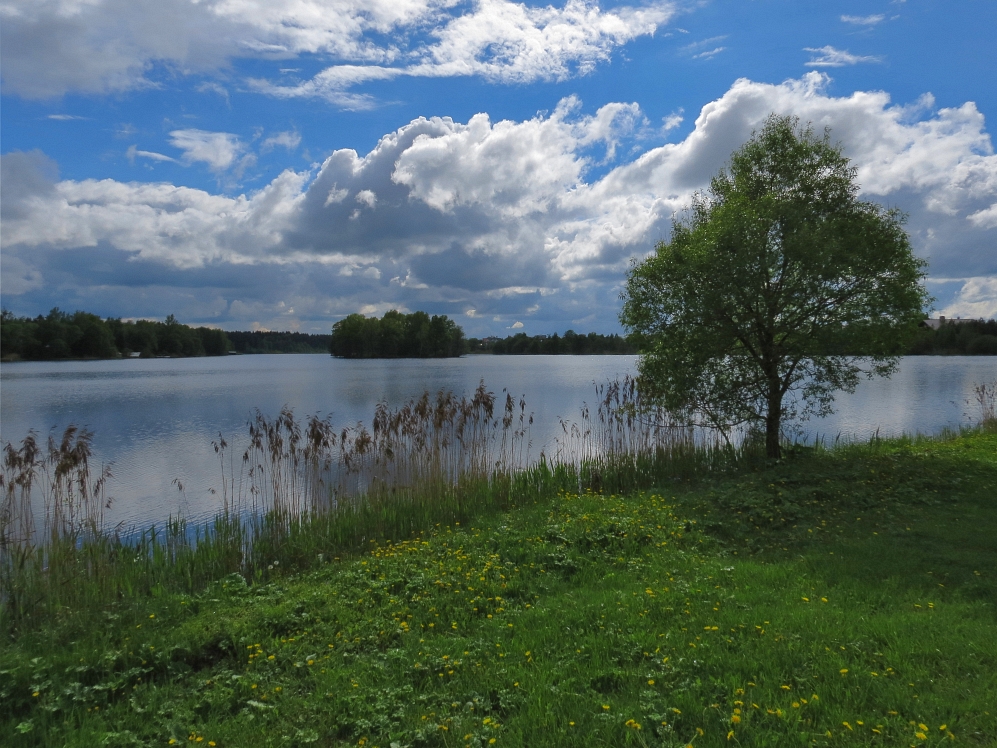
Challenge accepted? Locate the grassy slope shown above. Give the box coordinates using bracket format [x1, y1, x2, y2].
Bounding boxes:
[2, 432, 995, 747]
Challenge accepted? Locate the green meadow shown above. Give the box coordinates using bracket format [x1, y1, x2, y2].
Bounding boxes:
[2, 427, 995, 747]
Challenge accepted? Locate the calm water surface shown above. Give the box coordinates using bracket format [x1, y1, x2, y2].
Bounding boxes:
[2, 355, 994, 528]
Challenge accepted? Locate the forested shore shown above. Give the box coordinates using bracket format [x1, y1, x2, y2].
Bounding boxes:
[467, 330, 637, 354]
[4, 307, 995, 362]
[0, 309, 230, 360]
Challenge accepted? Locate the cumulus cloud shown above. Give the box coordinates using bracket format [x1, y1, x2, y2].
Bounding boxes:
[2, 0, 673, 103]
[169, 129, 245, 171]
[805, 46, 882, 67]
[939, 277, 997, 320]
[3, 74, 996, 331]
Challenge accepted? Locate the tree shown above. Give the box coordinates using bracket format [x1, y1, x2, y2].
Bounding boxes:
[621, 116, 929, 459]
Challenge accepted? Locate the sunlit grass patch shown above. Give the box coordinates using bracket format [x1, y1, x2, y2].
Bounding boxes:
[4, 434, 996, 747]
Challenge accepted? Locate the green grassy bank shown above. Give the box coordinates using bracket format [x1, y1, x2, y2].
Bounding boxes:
[2, 430, 995, 747]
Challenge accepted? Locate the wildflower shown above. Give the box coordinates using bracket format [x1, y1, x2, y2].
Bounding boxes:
[727, 730, 734, 740]
[915, 732, 927, 740]
[648, 679, 655, 685]
[843, 722, 853, 731]
[839, 669, 848, 675]
[732, 715, 741, 724]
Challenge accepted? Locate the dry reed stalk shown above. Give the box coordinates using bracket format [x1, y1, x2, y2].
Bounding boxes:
[1, 426, 110, 552]
[973, 380, 997, 429]
[207, 382, 532, 528]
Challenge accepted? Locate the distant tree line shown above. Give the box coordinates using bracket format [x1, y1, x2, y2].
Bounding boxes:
[330, 311, 466, 358]
[1, 309, 231, 360]
[227, 330, 332, 354]
[468, 330, 637, 355]
[908, 319, 997, 355]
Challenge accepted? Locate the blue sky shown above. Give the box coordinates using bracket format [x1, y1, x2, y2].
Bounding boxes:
[2, 0, 995, 335]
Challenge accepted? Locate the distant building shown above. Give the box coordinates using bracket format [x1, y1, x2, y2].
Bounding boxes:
[921, 316, 985, 330]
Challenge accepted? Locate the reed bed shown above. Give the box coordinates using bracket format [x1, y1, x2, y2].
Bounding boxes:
[1, 379, 737, 637]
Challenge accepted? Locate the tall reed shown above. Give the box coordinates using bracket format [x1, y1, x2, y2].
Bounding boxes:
[972, 380, 997, 430]
[0, 379, 732, 637]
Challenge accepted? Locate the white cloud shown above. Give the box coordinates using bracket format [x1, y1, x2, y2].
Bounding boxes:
[3, 74, 995, 329]
[355, 189, 377, 209]
[967, 202, 997, 229]
[841, 14, 885, 26]
[196, 81, 230, 102]
[169, 128, 245, 171]
[126, 145, 178, 163]
[691, 46, 725, 60]
[939, 277, 997, 319]
[46, 114, 88, 121]
[805, 46, 882, 67]
[2, 0, 674, 102]
[260, 130, 301, 153]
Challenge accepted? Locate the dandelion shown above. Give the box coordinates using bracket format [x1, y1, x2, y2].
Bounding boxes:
[648, 679, 655, 685]
[840, 669, 848, 675]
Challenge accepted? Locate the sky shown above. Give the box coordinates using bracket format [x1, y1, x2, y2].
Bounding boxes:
[2, 0, 995, 336]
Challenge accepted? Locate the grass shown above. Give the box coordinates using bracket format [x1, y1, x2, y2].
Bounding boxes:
[2, 426, 995, 747]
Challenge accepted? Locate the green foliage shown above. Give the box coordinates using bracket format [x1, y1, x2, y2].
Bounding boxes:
[329, 310, 467, 358]
[0, 309, 232, 360]
[908, 319, 997, 355]
[2, 430, 995, 747]
[621, 115, 930, 458]
[467, 330, 637, 355]
[226, 330, 331, 354]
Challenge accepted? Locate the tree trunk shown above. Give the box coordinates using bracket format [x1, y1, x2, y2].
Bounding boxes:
[765, 375, 782, 460]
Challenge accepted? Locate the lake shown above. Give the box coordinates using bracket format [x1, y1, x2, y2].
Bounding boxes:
[2, 355, 994, 529]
